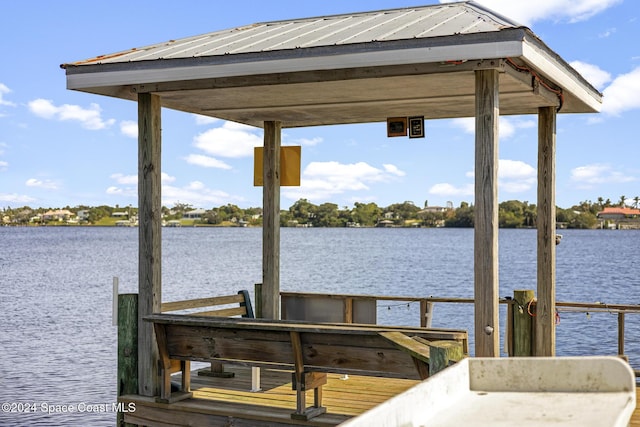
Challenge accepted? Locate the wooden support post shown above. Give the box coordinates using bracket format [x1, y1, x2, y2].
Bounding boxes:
[199, 361, 234, 378]
[263, 121, 281, 320]
[536, 106, 556, 356]
[117, 294, 137, 427]
[513, 290, 535, 356]
[290, 331, 326, 420]
[138, 92, 162, 396]
[618, 311, 625, 357]
[344, 298, 354, 323]
[420, 299, 434, 328]
[428, 340, 465, 375]
[474, 68, 500, 357]
[253, 283, 263, 389]
[255, 283, 263, 319]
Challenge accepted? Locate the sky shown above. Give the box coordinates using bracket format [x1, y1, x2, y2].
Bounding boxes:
[1, 0, 639, 210]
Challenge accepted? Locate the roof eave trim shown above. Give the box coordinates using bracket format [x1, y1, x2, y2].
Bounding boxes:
[521, 41, 602, 113]
[66, 40, 524, 90]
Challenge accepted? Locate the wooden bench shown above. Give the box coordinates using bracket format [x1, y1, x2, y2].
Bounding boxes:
[145, 314, 468, 420]
[161, 290, 254, 378]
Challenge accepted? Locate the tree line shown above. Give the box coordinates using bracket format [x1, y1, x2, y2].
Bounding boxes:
[3, 195, 636, 229]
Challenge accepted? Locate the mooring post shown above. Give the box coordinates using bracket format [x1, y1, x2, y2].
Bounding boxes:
[428, 341, 465, 375]
[513, 290, 536, 357]
[117, 293, 138, 427]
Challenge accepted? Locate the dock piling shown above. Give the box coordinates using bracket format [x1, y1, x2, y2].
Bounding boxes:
[513, 290, 536, 357]
[117, 293, 138, 427]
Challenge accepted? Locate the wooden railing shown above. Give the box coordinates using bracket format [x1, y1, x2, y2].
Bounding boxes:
[279, 290, 640, 374]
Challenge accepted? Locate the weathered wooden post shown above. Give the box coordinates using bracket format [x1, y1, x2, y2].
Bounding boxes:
[419, 299, 434, 328]
[513, 290, 536, 356]
[536, 106, 557, 356]
[428, 341, 465, 375]
[138, 92, 162, 396]
[474, 66, 500, 357]
[254, 283, 263, 319]
[618, 311, 625, 357]
[262, 121, 281, 321]
[117, 293, 138, 427]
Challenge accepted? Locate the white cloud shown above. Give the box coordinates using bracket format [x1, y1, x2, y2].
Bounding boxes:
[25, 178, 59, 190]
[184, 154, 232, 170]
[383, 164, 406, 177]
[0, 193, 36, 203]
[570, 163, 636, 188]
[450, 117, 535, 139]
[194, 114, 219, 125]
[288, 136, 323, 146]
[0, 83, 16, 107]
[429, 183, 474, 197]
[120, 120, 138, 138]
[0, 143, 7, 171]
[598, 27, 617, 38]
[106, 186, 130, 196]
[499, 160, 536, 179]
[110, 173, 138, 185]
[161, 172, 176, 184]
[28, 99, 115, 130]
[601, 67, 640, 116]
[283, 161, 405, 201]
[222, 121, 256, 132]
[109, 172, 176, 187]
[570, 61, 612, 90]
[106, 172, 237, 207]
[193, 121, 262, 158]
[441, 0, 622, 26]
[436, 159, 536, 198]
[162, 182, 240, 207]
[499, 159, 537, 192]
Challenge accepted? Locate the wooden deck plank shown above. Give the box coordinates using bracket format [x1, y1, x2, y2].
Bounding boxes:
[121, 365, 418, 426]
[630, 384, 640, 427]
[192, 365, 418, 414]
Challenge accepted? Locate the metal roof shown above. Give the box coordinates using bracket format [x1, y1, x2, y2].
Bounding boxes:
[62, 1, 601, 128]
[66, 2, 519, 65]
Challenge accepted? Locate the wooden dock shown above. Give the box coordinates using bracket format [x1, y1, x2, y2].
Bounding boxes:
[120, 364, 640, 426]
[120, 365, 419, 426]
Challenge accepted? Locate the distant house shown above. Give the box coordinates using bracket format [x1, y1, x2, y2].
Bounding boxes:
[77, 210, 90, 221]
[42, 209, 74, 221]
[597, 207, 640, 220]
[419, 206, 449, 214]
[183, 208, 206, 219]
[112, 211, 129, 218]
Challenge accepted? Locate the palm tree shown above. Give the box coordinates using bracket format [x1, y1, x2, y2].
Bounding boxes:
[633, 196, 640, 209]
[619, 195, 627, 207]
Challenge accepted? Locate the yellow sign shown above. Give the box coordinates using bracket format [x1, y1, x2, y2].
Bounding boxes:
[253, 146, 301, 186]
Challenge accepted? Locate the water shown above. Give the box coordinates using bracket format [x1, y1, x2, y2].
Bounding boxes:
[1, 227, 638, 426]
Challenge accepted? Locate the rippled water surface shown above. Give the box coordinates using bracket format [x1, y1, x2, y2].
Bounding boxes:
[1, 227, 638, 426]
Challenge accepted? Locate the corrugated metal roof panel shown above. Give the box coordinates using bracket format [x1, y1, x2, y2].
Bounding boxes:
[67, 2, 519, 66]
